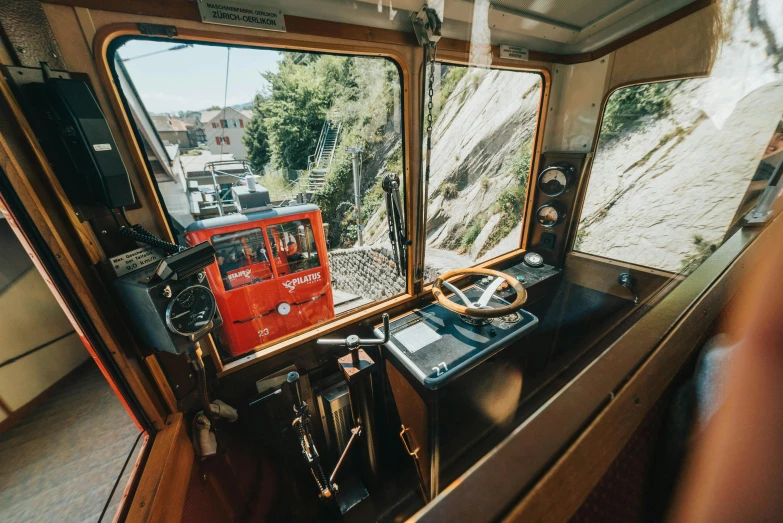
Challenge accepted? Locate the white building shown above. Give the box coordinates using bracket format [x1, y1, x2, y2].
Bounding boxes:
[200, 107, 254, 159]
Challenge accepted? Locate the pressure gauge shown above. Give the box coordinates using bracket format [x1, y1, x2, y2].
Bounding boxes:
[536, 201, 566, 227]
[166, 285, 217, 336]
[538, 162, 575, 197]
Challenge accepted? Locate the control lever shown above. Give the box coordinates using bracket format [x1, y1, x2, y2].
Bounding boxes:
[317, 313, 390, 365]
[286, 371, 336, 499]
[618, 272, 639, 304]
[316, 314, 389, 488]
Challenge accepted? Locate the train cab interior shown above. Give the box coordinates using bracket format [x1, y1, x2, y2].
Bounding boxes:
[0, 0, 782, 521]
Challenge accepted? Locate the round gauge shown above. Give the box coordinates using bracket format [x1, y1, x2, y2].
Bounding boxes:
[538, 163, 575, 197]
[165, 285, 217, 336]
[536, 201, 566, 228]
[523, 252, 544, 268]
[277, 302, 291, 316]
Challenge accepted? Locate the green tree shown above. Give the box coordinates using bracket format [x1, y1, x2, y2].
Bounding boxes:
[243, 95, 271, 169]
[261, 54, 353, 169]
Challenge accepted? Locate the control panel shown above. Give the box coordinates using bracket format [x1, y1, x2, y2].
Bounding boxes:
[378, 287, 538, 389]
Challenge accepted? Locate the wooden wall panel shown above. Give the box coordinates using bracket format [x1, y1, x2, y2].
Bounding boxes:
[609, 4, 719, 89]
[126, 413, 193, 523]
[0, 269, 76, 362]
[0, 333, 87, 410]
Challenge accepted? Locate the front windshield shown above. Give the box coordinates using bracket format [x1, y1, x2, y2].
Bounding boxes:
[115, 41, 405, 359]
[423, 64, 542, 278]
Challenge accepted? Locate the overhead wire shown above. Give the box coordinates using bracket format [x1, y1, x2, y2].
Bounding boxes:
[220, 47, 231, 158]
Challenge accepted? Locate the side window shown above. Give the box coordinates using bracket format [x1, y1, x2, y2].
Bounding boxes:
[266, 220, 320, 277]
[424, 63, 542, 276]
[213, 229, 273, 290]
[575, 79, 783, 273]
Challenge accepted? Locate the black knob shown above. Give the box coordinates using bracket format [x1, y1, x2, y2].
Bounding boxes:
[287, 371, 303, 407]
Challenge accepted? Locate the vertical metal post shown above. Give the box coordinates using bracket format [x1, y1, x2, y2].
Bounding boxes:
[209, 165, 223, 217]
[347, 147, 363, 246]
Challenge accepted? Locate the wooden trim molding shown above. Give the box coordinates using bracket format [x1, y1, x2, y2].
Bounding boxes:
[0, 71, 167, 431]
[126, 413, 193, 523]
[41, 0, 715, 65]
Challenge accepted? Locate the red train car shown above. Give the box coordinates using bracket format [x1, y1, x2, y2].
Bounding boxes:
[185, 204, 334, 357]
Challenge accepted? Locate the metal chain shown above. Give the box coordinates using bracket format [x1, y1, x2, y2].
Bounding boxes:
[425, 43, 437, 183]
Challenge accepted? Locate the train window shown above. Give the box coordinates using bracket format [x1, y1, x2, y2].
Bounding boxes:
[422, 63, 542, 276]
[212, 229, 273, 291]
[266, 220, 321, 277]
[113, 39, 406, 360]
[575, 77, 783, 273]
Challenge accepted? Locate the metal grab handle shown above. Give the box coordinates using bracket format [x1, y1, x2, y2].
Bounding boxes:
[317, 313, 390, 348]
[399, 425, 419, 457]
[400, 424, 429, 502]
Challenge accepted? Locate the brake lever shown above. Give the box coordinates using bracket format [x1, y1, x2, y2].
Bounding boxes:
[317, 314, 390, 369]
[317, 313, 390, 348]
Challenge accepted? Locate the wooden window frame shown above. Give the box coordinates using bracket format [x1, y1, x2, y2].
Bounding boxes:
[92, 17, 551, 375]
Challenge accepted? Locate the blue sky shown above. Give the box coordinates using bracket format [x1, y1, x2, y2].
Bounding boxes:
[118, 40, 280, 114]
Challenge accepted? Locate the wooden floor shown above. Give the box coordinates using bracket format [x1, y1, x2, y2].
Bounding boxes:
[0, 362, 141, 523]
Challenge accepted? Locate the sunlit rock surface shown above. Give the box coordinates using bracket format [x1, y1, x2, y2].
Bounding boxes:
[578, 0, 783, 272]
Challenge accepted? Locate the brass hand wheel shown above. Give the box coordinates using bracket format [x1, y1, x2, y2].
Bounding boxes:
[432, 268, 527, 319]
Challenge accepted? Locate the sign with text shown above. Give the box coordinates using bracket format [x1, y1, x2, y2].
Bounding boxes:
[499, 44, 530, 61]
[111, 247, 163, 277]
[197, 1, 286, 32]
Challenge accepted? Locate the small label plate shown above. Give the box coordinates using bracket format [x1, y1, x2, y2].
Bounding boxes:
[197, 1, 286, 32]
[394, 322, 442, 353]
[499, 44, 529, 61]
[111, 247, 163, 277]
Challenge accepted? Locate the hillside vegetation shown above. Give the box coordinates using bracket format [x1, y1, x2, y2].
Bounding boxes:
[244, 53, 402, 248]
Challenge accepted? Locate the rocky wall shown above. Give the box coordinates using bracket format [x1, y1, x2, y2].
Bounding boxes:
[328, 246, 405, 301]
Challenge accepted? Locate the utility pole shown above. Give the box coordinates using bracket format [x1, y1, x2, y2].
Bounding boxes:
[346, 146, 364, 246]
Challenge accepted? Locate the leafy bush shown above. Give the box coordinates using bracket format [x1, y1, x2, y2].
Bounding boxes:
[441, 182, 459, 199]
[432, 66, 468, 122]
[600, 82, 678, 143]
[460, 213, 488, 251]
[478, 185, 526, 258]
[508, 137, 533, 185]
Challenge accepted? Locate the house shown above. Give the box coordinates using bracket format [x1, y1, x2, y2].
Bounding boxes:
[150, 115, 191, 147]
[183, 115, 206, 146]
[200, 107, 253, 159]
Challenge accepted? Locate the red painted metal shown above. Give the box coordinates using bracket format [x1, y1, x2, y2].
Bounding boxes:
[185, 207, 334, 358]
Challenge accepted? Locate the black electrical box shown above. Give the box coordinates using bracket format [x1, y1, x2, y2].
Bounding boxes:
[114, 243, 221, 355]
[44, 78, 135, 208]
[3, 65, 135, 209]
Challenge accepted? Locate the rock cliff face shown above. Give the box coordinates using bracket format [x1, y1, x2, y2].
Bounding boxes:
[364, 67, 542, 273]
[361, 0, 783, 276]
[425, 69, 540, 260]
[577, 0, 783, 272]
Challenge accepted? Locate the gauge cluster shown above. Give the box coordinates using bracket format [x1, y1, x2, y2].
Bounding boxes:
[535, 162, 574, 228]
[527, 154, 585, 264]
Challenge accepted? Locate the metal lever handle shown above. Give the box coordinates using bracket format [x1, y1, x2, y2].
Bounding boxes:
[618, 272, 639, 304]
[317, 313, 390, 348]
[287, 371, 304, 409]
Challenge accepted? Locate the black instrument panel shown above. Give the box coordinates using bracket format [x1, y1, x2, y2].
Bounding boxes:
[381, 287, 538, 389]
